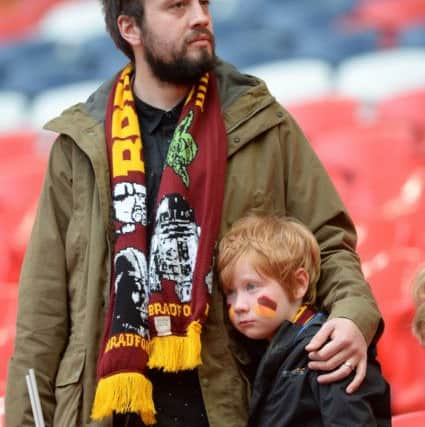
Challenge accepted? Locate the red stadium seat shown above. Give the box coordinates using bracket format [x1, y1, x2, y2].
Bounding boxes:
[0, 226, 12, 282]
[0, 282, 18, 396]
[0, 151, 47, 281]
[313, 120, 417, 218]
[0, 130, 52, 281]
[0, 130, 41, 164]
[381, 167, 425, 251]
[345, 0, 425, 46]
[0, 0, 68, 41]
[355, 213, 404, 263]
[365, 248, 425, 414]
[392, 410, 425, 427]
[377, 89, 425, 169]
[286, 95, 363, 144]
[365, 247, 424, 305]
[377, 88, 425, 135]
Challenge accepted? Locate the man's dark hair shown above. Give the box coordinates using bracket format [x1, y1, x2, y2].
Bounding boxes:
[101, 0, 145, 61]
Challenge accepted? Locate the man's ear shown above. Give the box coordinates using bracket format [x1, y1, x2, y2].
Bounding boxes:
[117, 15, 142, 47]
[293, 268, 309, 300]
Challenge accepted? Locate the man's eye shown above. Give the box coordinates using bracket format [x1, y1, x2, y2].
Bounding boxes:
[172, 1, 186, 8]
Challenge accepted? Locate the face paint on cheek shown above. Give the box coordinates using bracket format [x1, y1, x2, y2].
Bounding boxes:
[255, 295, 278, 318]
[228, 305, 235, 322]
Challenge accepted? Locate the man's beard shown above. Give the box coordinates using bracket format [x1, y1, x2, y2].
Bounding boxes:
[142, 29, 217, 85]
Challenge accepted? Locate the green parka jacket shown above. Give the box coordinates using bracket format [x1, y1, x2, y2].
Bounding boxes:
[5, 61, 382, 427]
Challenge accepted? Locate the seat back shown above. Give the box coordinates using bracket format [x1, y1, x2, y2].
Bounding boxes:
[335, 48, 425, 102]
[365, 248, 425, 414]
[0, 283, 18, 396]
[313, 121, 417, 217]
[286, 95, 363, 143]
[243, 58, 334, 105]
[392, 410, 425, 427]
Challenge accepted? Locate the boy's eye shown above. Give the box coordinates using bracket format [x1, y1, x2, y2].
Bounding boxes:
[223, 287, 235, 297]
[246, 282, 257, 292]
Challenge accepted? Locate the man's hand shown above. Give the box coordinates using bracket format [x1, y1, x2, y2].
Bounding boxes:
[305, 317, 367, 394]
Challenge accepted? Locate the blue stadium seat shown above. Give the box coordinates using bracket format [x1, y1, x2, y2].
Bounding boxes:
[293, 27, 379, 66]
[399, 24, 425, 48]
[77, 35, 128, 80]
[1, 38, 88, 97]
[216, 28, 294, 69]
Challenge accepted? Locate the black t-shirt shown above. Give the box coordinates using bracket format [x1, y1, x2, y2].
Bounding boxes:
[134, 96, 182, 234]
[112, 97, 209, 427]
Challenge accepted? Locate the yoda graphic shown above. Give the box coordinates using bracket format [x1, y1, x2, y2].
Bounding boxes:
[166, 110, 198, 187]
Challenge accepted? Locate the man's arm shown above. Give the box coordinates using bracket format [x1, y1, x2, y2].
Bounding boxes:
[281, 111, 382, 390]
[5, 137, 73, 426]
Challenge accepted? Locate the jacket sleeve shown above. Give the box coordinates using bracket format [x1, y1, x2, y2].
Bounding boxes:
[5, 136, 73, 426]
[309, 357, 391, 426]
[281, 111, 382, 345]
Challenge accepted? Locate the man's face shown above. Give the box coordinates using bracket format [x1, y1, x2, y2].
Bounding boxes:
[140, 0, 217, 84]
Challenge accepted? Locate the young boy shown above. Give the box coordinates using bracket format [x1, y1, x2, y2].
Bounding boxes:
[217, 214, 391, 427]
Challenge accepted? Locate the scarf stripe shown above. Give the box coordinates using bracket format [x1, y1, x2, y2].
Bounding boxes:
[292, 305, 316, 326]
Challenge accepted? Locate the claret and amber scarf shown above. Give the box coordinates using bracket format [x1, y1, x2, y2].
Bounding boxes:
[91, 63, 227, 424]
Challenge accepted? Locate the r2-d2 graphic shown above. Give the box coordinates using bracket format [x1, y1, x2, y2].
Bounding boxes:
[149, 194, 200, 303]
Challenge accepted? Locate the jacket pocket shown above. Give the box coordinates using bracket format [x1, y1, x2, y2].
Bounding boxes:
[53, 350, 85, 427]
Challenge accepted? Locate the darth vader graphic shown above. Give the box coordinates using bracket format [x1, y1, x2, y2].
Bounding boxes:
[149, 194, 200, 303]
[112, 247, 149, 337]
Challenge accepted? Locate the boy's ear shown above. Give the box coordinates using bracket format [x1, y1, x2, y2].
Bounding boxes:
[293, 268, 309, 300]
[117, 15, 143, 46]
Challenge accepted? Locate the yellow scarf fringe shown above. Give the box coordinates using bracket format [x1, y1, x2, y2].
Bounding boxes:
[91, 372, 156, 425]
[148, 321, 202, 371]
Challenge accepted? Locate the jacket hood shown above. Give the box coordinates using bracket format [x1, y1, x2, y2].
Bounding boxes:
[44, 59, 280, 144]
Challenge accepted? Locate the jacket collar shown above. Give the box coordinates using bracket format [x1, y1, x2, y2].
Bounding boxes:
[215, 60, 286, 157]
[44, 59, 286, 157]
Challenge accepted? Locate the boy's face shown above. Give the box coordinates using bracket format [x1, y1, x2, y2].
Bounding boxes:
[225, 256, 305, 341]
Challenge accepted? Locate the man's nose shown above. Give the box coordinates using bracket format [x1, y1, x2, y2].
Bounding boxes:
[189, 1, 211, 28]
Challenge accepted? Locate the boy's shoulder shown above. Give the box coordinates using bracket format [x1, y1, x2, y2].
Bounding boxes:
[264, 312, 327, 366]
[289, 310, 328, 346]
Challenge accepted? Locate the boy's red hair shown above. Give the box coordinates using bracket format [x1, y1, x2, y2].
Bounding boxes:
[217, 214, 321, 304]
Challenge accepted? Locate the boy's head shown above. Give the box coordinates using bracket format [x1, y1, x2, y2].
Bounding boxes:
[412, 268, 425, 346]
[217, 214, 321, 340]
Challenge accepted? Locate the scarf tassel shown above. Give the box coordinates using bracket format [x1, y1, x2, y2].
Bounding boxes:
[91, 372, 156, 425]
[148, 321, 202, 371]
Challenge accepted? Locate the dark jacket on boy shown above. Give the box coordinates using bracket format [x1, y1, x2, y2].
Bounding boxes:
[248, 311, 391, 427]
